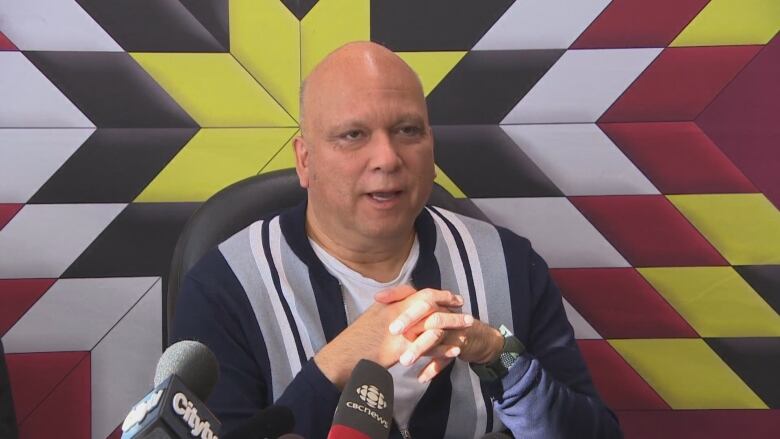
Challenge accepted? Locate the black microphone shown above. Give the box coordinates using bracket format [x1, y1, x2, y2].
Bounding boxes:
[327, 359, 394, 439]
[121, 340, 221, 439]
[222, 405, 294, 439]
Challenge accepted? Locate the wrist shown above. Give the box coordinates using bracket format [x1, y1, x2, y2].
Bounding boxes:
[476, 326, 504, 365]
[469, 325, 525, 382]
[313, 344, 352, 389]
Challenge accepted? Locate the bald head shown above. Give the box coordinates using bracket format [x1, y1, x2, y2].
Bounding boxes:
[291, 41, 435, 251]
[299, 42, 425, 134]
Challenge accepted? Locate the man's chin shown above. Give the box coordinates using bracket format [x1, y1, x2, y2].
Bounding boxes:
[357, 217, 415, 241]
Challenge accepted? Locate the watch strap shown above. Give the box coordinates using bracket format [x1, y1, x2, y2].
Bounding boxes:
[470, 325, 524, 382]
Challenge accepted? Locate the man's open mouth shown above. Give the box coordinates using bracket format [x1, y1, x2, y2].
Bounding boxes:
[368, 191, 402, 201]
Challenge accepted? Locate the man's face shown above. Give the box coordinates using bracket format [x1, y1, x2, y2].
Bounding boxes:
[295, 60, 435, 241]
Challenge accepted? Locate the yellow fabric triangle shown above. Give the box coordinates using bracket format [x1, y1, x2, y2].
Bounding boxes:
[301, 0, 370, 78]
[610, 339, 766, 409]
[397, 52, 466, 96]
[668, 194, 780, 264]
[131, 53, 297, 128]
[639, 267, 780, 337]
[260, 131, 299, 174]
[434, 164, 466, 198]
[671, 0, 780, 46]
[230, 0, 301, 122]
[136, 128, 298, 202]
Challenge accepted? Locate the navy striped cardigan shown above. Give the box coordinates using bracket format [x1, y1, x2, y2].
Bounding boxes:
[172, 201, 622, 438]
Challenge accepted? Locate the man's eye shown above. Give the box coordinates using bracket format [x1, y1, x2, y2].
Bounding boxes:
[398, 125, 422, 136]
[342, 130, 363, 140]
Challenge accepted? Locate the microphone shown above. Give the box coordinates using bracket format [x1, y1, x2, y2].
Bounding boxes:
[222, 405, 294, 439]
[327, 359, 394, 439]
[121, 340, 221, 439]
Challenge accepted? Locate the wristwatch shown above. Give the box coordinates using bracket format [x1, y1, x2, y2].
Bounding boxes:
[470, 325, 525, 382]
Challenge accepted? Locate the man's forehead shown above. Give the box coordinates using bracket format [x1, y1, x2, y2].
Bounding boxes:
[301, 42, 425, 130]
[307, 47, 419, 94]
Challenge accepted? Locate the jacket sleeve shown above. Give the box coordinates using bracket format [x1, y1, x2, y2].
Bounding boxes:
[492, 229, 623, 438]
[171, 250, 341, 438]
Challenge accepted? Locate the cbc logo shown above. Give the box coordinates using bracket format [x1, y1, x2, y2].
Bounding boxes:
[356, 385, 386, 409]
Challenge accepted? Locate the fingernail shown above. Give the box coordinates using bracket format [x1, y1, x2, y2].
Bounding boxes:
[400, 351, 414, 366]
[389, 321, 403, 335]
[456, 296, 464, 305]
[464, 315, 474, 325]
[448, 347, 461, 357]
[418, 375, 429, 383]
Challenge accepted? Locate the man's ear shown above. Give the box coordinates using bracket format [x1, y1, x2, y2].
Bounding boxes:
[293, 135, 310, 189]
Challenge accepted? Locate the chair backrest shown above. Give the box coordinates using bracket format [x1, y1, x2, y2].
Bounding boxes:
[166, 168, 486, 343]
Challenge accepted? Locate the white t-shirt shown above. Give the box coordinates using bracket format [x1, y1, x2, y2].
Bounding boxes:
[310, 237, 429, 430]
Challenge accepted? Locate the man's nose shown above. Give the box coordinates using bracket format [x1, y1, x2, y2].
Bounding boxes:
[369, 132, 402, 172]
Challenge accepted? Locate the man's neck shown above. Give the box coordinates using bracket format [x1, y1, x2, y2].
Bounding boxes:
[305, 212, 416, 283]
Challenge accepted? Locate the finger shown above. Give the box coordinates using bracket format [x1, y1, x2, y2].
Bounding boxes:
[389, 290, 462, 335]
[374, 284, 417, 304]
[399, 329, 444, 366]
[418, 357, 454, 383]
[422, 312, 474, 331]
[422, 289, 464, 308]
[421, 344, 461, 359]
[389, 299, 434, 335]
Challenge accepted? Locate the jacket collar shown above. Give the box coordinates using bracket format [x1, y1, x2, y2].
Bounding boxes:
[279, 200, 441, 294]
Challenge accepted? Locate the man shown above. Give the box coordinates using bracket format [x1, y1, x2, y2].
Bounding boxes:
[173, 42, 622, 438]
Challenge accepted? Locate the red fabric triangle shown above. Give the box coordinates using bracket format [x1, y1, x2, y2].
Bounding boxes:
[0, 32, 17, 51]
[0, 279, 55, 336]
[17, 353, 91, 438]
[0, 204, 22, 231]
[5, 351, 88, 423]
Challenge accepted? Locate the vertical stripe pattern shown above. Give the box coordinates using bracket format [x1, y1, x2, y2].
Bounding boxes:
[438, 209, 514, 331]
[428, 207, 490, 437]
[260, 219, 308, 365]
[219, 224, 294, 401]
[268, 217, 317, 358]
[249, 221, 303, 396]
[434, 222, 480, 439]
[277, 222, 328, 352]
[222, 207, 514, 435]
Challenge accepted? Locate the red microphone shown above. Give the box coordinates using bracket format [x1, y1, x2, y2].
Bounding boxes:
[327, 359, 394, 439]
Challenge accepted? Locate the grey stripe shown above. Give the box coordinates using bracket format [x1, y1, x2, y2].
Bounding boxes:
[448, 211, 512, 434]
[453, 213, 514, 332]
[218, 223, 293, 401]
[433, 219, 479, 439]
[269, 217, 315, 359]
[278, 229, 327, 353]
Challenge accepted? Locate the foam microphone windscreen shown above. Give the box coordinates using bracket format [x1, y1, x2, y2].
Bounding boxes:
[154, 340, 219, 401]
[328, 359, 394, 439]
[121, 341, 221, 438]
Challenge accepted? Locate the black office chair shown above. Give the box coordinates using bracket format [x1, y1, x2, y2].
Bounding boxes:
[166, 168, 487, 344]
[0, 339, 18, 439]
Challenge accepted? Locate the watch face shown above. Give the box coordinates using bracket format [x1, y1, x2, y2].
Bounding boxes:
[499, 352, 519, 370]
[499, 324, 513, 338]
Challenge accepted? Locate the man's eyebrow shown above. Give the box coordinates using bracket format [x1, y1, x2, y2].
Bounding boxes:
[325, 120, 367, 136]
[326, 113, 427, 133]
[393, 113, 426, 125]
